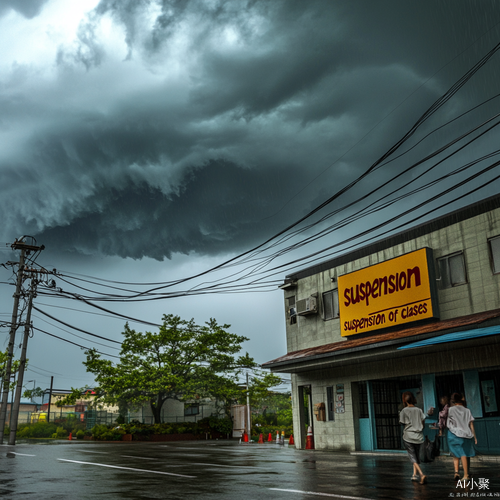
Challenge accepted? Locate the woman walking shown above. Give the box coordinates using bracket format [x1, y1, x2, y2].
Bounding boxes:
[399, 391, 427, 484]
[447, 392, 477, 480]
[438, 395, 450, 436]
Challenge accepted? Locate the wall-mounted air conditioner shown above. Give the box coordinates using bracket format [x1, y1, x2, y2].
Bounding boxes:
[296, 295, 318, 315]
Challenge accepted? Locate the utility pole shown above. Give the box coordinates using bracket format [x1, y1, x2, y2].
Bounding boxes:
[46, 376, 54, 423]
[0, 238, 44, 444]
[246, 372, 251, 438]
[0, 242, 26, 443]
[9, 279, 36, 445]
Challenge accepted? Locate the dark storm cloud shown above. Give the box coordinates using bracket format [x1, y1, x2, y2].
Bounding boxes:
[0, 0, 49, 18]
[1, 0, 500, 260]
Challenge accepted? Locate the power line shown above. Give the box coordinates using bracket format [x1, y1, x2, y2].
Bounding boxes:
[32, 306, 122, 345]
[32, 326, 120, 359]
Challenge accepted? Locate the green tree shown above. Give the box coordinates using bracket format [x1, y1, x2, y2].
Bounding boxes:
[67, 314, 258, 424]
[0, 349, 22, 395]
[22, 386, 44, 401]
[209, 370, 284, 419]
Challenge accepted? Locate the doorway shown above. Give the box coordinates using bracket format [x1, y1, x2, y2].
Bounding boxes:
[298, 385, 313, 448]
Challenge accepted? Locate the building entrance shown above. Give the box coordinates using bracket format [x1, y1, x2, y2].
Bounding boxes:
[369, 376, 423, 450]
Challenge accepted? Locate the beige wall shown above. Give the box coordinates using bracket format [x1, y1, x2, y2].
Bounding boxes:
[283, 206, 500, 451]
[291, 338, 500, 451]
[284, 207, 500, 353]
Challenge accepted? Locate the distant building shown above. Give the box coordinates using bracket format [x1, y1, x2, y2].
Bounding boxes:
[264, 194, 500, 455]
[4, 398, 39, 425]
[128, 397, 219, 424]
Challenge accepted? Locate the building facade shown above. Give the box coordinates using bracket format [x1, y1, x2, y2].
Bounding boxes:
[263, 194, 500, 455]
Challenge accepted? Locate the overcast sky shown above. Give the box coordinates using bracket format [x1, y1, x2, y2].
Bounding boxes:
[2, 0, 500, 392]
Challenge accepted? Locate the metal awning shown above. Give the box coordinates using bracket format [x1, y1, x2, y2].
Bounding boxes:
[397, 325, 500, 350]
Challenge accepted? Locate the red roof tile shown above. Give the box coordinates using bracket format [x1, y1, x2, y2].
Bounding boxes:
[263, 308, 500, 367]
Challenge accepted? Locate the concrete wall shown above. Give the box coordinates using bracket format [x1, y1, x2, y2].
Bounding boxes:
[291, 339, 500, 451]
[284, 207, 500, 352]
[284, 206, 500, 451]
[130, 398, 219, 423]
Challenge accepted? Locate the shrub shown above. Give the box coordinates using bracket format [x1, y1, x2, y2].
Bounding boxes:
[17, 422, 58, 438]
[91, 424, 126, 441]
[208, 416, 232, 435]
[115, 415, 126, 425]
[52, 426, 68, 439]
[76, 430, 85, 440]
[277, 408, 293, 426]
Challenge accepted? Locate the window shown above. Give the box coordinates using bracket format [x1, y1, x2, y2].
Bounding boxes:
[479, 369, 500, 417]
[358, 382, 369, 419]
[322, 289, 339, 320]
[438, 252, 467, 288]
[287, 296, 297, 325]
[489, 236, 500, 274]
[326, 387, 334, 421]
[184, 404, 200, 416]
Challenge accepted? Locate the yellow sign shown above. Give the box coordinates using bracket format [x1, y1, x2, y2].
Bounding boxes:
[338, 248, 438, 336]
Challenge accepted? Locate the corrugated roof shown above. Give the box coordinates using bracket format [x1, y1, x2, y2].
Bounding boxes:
[262, 308, 500, 369]
[397, 325, 500, 350]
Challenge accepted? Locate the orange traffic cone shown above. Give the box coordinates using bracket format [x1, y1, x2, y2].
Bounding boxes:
[68, 432, 72, 441]
[242, 430, 249, 443]
[289, 434, 295, 445]
[258, 433, 264, 444]
[268, 432, 272, 442]
[305, 426, 314, 449]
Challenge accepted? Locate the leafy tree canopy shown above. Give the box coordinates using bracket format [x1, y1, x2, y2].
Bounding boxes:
[23, 387, 44, 400]
[59, 314, 273, 423]
[0, 349, 24, 392]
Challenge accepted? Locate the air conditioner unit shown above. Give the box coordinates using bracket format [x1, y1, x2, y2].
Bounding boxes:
[296, 295, 318, 315]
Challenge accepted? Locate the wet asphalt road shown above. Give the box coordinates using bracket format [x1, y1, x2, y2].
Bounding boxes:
[0, 440, 498, 500]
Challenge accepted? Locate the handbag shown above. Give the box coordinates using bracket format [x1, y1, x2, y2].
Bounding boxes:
[419, 436, 437, 463]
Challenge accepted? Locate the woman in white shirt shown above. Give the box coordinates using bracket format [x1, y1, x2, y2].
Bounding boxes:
[447, 392, 477, 481]
[399, 391, 427, 485]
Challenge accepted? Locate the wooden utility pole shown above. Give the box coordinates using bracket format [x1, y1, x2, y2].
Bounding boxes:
[246, 372, 251, 438]
[46, 376, 54, 423]
[0, 238, 44, 444]
[9, 280, 36, 445]
[0, 243, 26, 443]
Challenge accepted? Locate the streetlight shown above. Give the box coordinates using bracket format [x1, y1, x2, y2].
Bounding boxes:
[27, 380, 36, 402]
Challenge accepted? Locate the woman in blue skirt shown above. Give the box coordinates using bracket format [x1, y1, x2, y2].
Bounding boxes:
[447, 393, 477, 481]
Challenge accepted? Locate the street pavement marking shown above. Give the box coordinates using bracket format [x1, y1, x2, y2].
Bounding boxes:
[190, 462, 267, 469]
[270, 489, 372, 500]
[8, 452, 36, 457]
[57, 459, 196, 478]
[120, 455, 156, 460]
[79, 450, 109, 454]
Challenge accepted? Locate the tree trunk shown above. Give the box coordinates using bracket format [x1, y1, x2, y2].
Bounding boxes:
[150, 397, 165, 424]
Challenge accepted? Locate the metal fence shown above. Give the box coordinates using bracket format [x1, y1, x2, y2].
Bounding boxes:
[7, 408, 218, 430]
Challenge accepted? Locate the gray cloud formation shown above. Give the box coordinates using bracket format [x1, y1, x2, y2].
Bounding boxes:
[0, 0, 49, 18]
[1, 0, 500, 260]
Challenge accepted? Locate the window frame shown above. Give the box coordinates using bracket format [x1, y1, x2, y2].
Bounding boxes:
[326, 386, 335, 421]
[322, 289, 339, 320]
[488, 235, 500, 275]
[184, 403, 200, 416]
[437, 251, 467, 289]
[287, 295, 297, 325]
